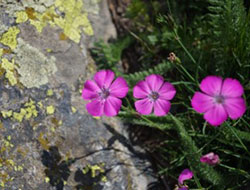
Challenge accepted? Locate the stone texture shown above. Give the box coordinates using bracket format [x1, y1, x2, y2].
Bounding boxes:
[0, 1, 157, 190]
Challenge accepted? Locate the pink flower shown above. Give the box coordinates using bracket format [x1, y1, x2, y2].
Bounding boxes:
[133, 74, 176, 116]
[178, 169, 193, 185]
[178, 187, 188, 190]
[200, 152, 220, 165]
[82, 70, 129, 117]
[191, 76, 246, 126]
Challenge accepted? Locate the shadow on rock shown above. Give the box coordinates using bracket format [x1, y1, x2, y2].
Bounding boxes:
[41, 146, 76, 190]
[74, 166, 104, 190]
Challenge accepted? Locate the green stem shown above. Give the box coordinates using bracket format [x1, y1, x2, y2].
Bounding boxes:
[174, 30, 197, 65]
[226, 122, 250, 156]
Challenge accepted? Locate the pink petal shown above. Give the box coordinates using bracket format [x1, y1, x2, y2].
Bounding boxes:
[145, 74, 164, 91]
[191, 92, 214, 113]
[133, 80, 151, 99]
[153, 99, 171, 116]
[224, 97, 246, 120]
[82, 80, 100, 100]
[179, 187, 188, 190]
[135, 98, 153, 115]
[200, 152, 220, 165]
[178, 169, 193, 185]
[94, 70, 115, 88]
[104, 96, 122, 117]
[158, 82, 176, 100]
[86, 99, 104, 116]
[221, 78, 244, 98]
[200, 76, 223, 96]
[109, 77, 129, 98]
[204, 104, 228, 126]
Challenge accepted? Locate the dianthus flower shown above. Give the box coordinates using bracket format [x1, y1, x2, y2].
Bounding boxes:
[200, 152, 220, 166]
[133, 74, 176, 116]
[178, 169, 193, 185]
[82, 70, 129, 116]
[191, 76, 246, 126]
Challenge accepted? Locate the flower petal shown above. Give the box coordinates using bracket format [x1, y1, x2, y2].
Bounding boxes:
[109, 77, 129, 98]
[104, 96, 122, 117]
[86, 99, 104, 116]
[154, 99, 171, 116]
[145, 74, 164, 91]
[200, 152, 220, 165]
[133, 80, 151, 99]
[82, 80, 100, 100]
[204, 104, 228, 126]
[200, 76, 223, 96]
[221, 78, 244, 98]
[178, 169, 193, 185]
[135, 98, 153, 115]
[224, 97, 246, 120]
[191, 92, 214, 113]
[94, 70, 115, 88]
[158, 82, 176, 100]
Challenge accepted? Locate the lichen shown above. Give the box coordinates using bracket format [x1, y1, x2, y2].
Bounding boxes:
[1, 99, 38, 122]
[0, 58, 18, 86]
[71, 106, 77, 113]
[46, 89, 53, 96]
[14, 0, 94, 43]
[53, 0, 94, 42]
[14, 38, 57, 88]
[0, 27, 20, 50]
[16, 11, 29, 23]
[46, 105, 55, 115]
[1, 110, 13, 118]
[0, 135, 17, 188]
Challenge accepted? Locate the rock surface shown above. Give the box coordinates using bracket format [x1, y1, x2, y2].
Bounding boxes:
[0, 1, 157, 190]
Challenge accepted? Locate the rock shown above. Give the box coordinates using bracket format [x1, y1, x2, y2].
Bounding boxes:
[0, 1, 157, 190]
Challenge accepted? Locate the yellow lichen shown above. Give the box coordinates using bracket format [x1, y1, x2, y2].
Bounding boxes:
[37, 101, 43, 109]
[71, 106, 77, 113]
[46, 89, 53, 96]
[1, 58, 15, 71]
[1, 58, 18, 86]
[2, 100, 38, 122]
[1, 110, 13, 118]
[38, 133, 50, 150]
[45, 177, 50, 183]
[0, 48, 3, 58]
[54, 0, 93, 43]
[0, 27, 20, 50]
[13, 109, 26, 122]
[46, 105, 55, 115]
[22, 0, 93, 43]
[16, 11, 29, 24]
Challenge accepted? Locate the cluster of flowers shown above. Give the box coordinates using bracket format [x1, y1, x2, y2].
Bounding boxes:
[82, 70, 246, 126]
[176, 152, 220, 189]
[82, 70, 246, 189]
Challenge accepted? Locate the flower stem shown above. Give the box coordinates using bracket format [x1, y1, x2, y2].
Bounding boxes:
[226, 122, 250, 156]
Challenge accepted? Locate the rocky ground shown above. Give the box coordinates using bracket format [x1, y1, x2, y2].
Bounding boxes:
[0, 0, 158, 189]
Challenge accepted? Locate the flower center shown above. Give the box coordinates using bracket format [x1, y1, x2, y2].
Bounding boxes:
[149, 91, 159, 101]
[214, 95, 225, 104]
[99, 87, 110, 99]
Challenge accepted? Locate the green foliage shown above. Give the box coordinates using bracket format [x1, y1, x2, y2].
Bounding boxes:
[91, 36, 132, 73]
[123, 60, 173, 86]
[91, 0, 250, 189]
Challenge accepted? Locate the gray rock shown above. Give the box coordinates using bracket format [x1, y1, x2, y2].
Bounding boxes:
[0, 1, 157, 190]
